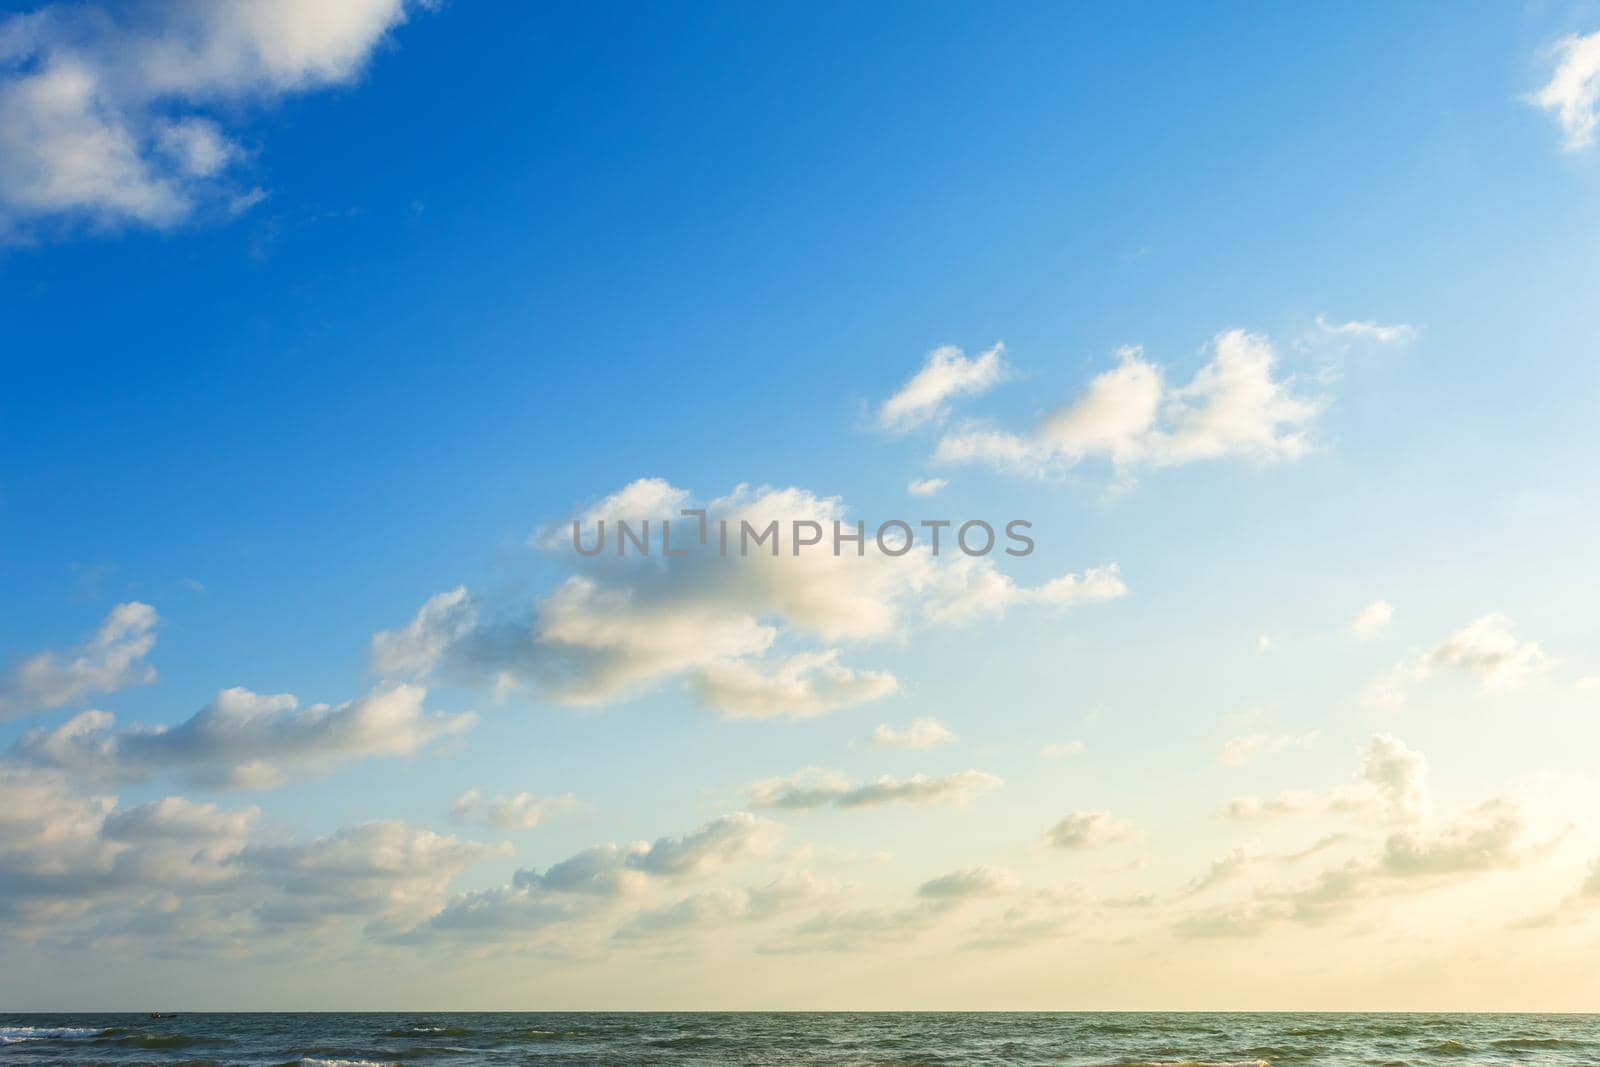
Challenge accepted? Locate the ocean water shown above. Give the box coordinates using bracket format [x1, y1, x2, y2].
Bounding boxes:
[1, 1012, 1597, 1066]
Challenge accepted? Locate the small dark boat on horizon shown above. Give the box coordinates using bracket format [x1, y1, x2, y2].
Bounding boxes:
[148, 1012, 178, 1019]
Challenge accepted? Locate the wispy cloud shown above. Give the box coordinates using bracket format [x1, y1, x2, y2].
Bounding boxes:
[878, 343, 1006, 430]
[1531, 31, 1600, 150]
[0, 602, 157, 721]
[1348, 599, 1394, 637]
[747, 769, 1001, 811]
[1314, 314, 1417, 344]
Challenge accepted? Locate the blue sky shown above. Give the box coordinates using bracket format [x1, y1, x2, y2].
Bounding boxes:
[2, 0, 1600, 1009]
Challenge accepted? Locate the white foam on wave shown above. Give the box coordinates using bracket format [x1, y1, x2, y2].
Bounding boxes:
[302, 1059, 398, 1067]
[0, 1026, 103, 1044]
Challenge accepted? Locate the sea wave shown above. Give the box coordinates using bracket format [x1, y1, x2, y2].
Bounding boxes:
[0, 1025, 102, 1043]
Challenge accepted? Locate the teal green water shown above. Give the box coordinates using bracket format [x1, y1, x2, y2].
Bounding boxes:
[2, 1012, 1597, 1065]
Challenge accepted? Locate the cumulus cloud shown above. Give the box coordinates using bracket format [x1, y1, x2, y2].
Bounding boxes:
[0, 0, 429, 236]
[1218, 730, 1318, 768]
[906, 477, 948, 497]
[688, 651, 899, 720]
[1184, 792, 1560, 939]
[1422, 613, 1552, 691]
[1182, 733, 1569, 938]
[746, 769, 1001, 811]
[1379, 797, 1548, 877]
[1361, 613, 1552, 708]
[934, 330, 1321, 479]
[0, 602, 157, 722]
[9, 683, 473, 789]
[409, 813, 784, 944]
[536, 813, 783, 895]
[373, 479, 1122, 712]
[1348, 599, 1394, 637]
[449, 788, 579, 831]
[917, 864, 1018, 900]
[870, 719, 956, 750]
[1314, 315, 1417, 344]
[1045, 809, 1139, 849]
[1531, 31, 1600, 150]
[369, 587, 475, 680]
[1220, 733, 1428, 826]
[918, 559, 1127, 626]
[242, 819, 504, 937]
[1361, 733, 1430, 824]
[0, 765, 501, 946]
[878, 343, 1006, 430]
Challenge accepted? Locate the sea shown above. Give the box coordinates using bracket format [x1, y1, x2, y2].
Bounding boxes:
[1, 1012, 1597, 1066]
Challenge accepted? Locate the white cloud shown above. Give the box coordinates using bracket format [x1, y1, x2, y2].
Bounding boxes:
[1349, 599, 1394, 637]
[1181, 789, 1553, 940]
[242, 819, 504, 937]
[0, 765, 503, 946]
[1531, 31, 1600, 150]
[1361, 613, 1552, 707]
[1041, 740, 1086, 758]
[1218, 730, 1318, 768]
[917, 864, 1018, 900]
[0, 0, 430, 236]
[935, 330, 1321, 478]
[878, 343, 1006, 430]
[1380, 797, 1543, 877]
[374, 479, 1123, 712]
[747, 769, 1001, 811]
[918, 559, 1127, 627]
[0, 602, 157, 721]
[369, 587, 475, 680]
[1314, 315, 1417, 344]
[410, 813, 785, 944]
[1045, 809, 1138, 849]
[1361, 733, 1431, 824]
[449, 788, 580, 830]
[689, 651, 899, 720]
[906, 477, 948, 497]
[870, 719, 956, 750]
[1422, 613, 1552, 691]
[1220, 733, 1427, 826]
[9, 683, 473, 789]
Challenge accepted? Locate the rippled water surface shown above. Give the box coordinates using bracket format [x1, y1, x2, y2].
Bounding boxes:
[3, 1012, 1599, 1066]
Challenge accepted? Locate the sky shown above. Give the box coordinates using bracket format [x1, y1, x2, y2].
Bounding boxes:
[2, 0, 1600, 1011]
